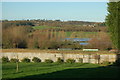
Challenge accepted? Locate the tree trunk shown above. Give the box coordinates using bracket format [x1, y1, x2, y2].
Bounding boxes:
[16, 55, 19, 72]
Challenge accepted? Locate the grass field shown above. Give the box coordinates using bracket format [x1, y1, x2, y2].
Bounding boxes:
[32, 26, 99, 38]
[2, 63, 120, 79]
[70, 32, 98, 38]
[32, 26, 60, 30]
[66, 31, 73, 37]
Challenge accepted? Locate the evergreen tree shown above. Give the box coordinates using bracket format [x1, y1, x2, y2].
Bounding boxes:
[106, 1, 120, 50]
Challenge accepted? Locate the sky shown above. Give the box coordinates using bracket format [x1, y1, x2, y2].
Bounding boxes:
[2, 0, 109, 2]
[2, 2, 108, 22]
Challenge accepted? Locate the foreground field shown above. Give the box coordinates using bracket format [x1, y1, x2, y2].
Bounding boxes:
[2, 63, 120, 79]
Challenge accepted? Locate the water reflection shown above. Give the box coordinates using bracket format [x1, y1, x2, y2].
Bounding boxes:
[64, 38, 91, 45]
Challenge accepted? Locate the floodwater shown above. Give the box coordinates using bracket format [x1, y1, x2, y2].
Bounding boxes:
[64, 38, 91, 45]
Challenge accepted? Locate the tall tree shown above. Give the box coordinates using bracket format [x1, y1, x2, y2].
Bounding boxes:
[106, 1, 120, 51]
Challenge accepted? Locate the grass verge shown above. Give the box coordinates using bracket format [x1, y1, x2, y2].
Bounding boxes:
[2, 63, 120, 79]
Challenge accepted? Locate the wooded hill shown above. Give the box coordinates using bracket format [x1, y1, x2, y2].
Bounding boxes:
[2, 19, 111, 50]
[2, 19, 107, 32]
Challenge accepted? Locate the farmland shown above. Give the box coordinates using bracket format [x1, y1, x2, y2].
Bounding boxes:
[2, 20, 111, 50]
[2, 63, 120, 79]
[32, 26, 60, 30]
[2, 1, 120, 80]
[32, 26, 100, 38]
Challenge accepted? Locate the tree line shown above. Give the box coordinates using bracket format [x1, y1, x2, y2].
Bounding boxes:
[2, 17, 113, 50]
[106, 1, 120, 51]
[2, 25, 112, 50]
[2, 19, 107, 32]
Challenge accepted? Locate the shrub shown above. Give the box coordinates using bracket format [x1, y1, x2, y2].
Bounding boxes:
[78, 58, 83, 63]
[57, 58, 64, 63]
[10, 58, 19, 63]
[21, 58, 30, 63]
[102, 61, 111, 65]
[45, 59, 53, 63]
[2, 57, 9, 63]
[66, 58, 75, 63]
[115, 58, 120, 66]
[32, 57, 41, 63]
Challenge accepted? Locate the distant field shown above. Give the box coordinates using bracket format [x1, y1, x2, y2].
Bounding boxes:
[32, 26, 99, 38]
[66, 31, 73, 37]
[70, 32, 98, 38]
[32, 26, 60, 30]
[2, 63, 119, 79]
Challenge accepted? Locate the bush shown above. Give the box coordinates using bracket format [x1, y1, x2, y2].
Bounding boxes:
[10, 58, 19, 63]
[101, 61, 111, 65]
[45, 59, 53, 63]
[57, 58, 64, 63]
[32, 57, 41, 63]
[66, 58, 75, 63]
[2, 57, 9, 63]
[21, 58, 30, 63]
[114, 58, 120, 66]
[78, 58, 83, 63]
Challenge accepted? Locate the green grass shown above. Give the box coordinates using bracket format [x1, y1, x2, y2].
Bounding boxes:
[32, 26, 99, 38]
[66, 32, 73, 37]
[70, 32, 98, 38]
[32, 26, 60, 30]
[2, 63, 120, 79]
